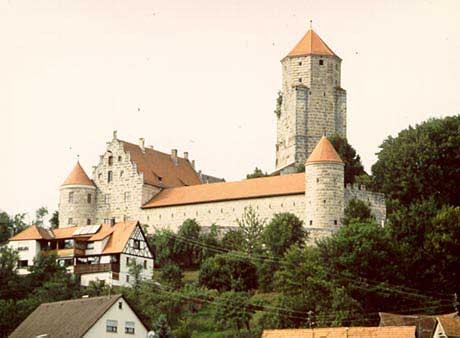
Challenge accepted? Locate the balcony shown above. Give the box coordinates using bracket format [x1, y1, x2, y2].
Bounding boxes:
[41, 248, 84, 257]
[74, 263, 120, 275]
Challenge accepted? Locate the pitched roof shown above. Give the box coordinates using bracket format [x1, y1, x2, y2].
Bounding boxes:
[62, 161, 95, 187]
[262, 326, 416, 338]
[437, 316, 460, 336]
[287, 29, 337, 58]
[379, 312, 458, 338]
[9, 295, 123, 338]
[9, 221, 139, 255]
[306, 136, 343, 164]
[121, 140, 202, 188]
[9, 225, 54, 241]
[142, 173, 305, 208]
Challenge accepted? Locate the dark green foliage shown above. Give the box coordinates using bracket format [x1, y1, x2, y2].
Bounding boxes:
[199, 224, 221, 261]
[342, 198, 374, 225]
[371, 115, 460, 207]
[246, 167, 269, 179]
[150, 229, 178, 267]
[199, 253, 258, 292]
[153, 314, 173, 338]
[34, 207, 48, 226]
[0, 211, 27, 244]
[174, 219, 202, 268]
[0, 246, 20, 300]
[213, 291, 254, 332]
[86, 280, 111, 297]
[236, 206, 265, 255]
[274, 90, 282, 118]
[256, 258, 278, 293]
[221, 229, 245, 251]
[262, 213, 305, 257]
[329, 134, 366, 184]
[49, 210, 59, 229]
[160, 263, 184, 290]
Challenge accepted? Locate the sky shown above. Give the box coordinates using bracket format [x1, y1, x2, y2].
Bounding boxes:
[0, 0, 459, 223]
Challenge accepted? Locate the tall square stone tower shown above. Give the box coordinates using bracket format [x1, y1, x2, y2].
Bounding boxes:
[275, 29, 346, 173]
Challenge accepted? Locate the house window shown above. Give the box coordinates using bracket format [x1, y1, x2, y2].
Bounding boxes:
[87, 194, 92, 203]
[319, 59, 324, 65]
[87, 219, 91, 225]
[125, 321, 135, 334]
[158, 176, 163, 183]
[126, 257, 130, 265]
[106, 319, 118, 332]
[68, 192, 74, 203]
[87, 242, 94, 250]
[17, 246, 28, 251]
[68, 218, 73, 225]
[118, 301, 123, 309]
[18, 260, 28, 268]
[143, 260, 147, 269]
[126, 275, 130, 282]
[108, 156, 113, 166]
[124, 192, 130, 203]
[108, 171, 113, 183]
[133, 239, 140, 250]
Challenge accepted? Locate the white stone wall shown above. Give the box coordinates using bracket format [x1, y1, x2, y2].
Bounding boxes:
[92, 139, 159, 223]
[83, 297, 148, 338]
[119, 253, 154, 286]
[305, 162, 345, 233]
[345, 185, 386, 225]
[276, 54, 346, 171]
[80, 272, 112, 287]
[141, 194, 306, 233]
[59, 185, 97, 227]
[8, 240, 40, 274]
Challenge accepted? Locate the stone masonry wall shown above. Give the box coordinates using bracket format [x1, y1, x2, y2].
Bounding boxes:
[140, 194, 306, 233]
[344, 185, 386, 225]
[59, 185, 96, 227]
[92, 138, 160, 224]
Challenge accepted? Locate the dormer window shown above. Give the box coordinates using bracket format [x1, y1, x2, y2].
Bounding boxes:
[108, 156, 113, 166]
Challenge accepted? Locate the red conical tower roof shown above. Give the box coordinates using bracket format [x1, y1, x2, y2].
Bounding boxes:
[306, 136, 343, 164]
[61, 162, 95, 186]
[287, 29, 337, 58]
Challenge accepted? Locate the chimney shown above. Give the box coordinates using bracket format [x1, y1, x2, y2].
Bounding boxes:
[183, 152, 189, 160]
[148, 145, 154, 150]
[191, 160, 196, 169]
[110, 218, 116, 227]
[113, 130, 117, 140]
[139, 138, 145, 153]
[171, 149, 178, 165]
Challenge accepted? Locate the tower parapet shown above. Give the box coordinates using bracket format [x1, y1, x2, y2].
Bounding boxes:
[59, 162, 97, 228]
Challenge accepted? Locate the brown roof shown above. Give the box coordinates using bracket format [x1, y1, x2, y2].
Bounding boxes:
[306, 136, 343, 164]
[379, 312, 458, 338]
[437, 316, 460, 336]
[287, 29, 337, 58]
[262, 326, 416, 338]
[9, 221, 138, 255]
[62, 161, 95, 187]
[9, 295, 124, 338]
[9, 225, 54, 241]
[121, 140, 202, 188]
[142, 173, 305, 208]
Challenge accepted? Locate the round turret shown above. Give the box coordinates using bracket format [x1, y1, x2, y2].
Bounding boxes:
[305, 137, 344, 241]
[59, 162, 97, 228]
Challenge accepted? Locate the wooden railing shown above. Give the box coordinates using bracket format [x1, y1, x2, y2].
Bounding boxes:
[74, 263, 119, 275]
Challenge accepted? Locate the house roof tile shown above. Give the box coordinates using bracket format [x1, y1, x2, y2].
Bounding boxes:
[262, 326, 416, 338]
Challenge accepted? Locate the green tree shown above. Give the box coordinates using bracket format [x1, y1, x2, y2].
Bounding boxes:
[213, 291, 254, 332]
[159, 262, 184, 290]
[329, 134, 366, 184]
[262, 213, 306, 257]
[34, 206, 48, 226]
[150, 229, 178, 267]
[174, 219, 202, 268]
[199, 252, 258, 292]
[246, 167, 269, 179]
[342, 198, 374, 225]
[199, 224, 222, 261]
[236, 206, 265, 255]
[49, 210, 59, 229]
[221, 229, 245, 251]
[0, 212, 27, 243]
[0, 246, 20, 300]
[86, 280, 111, 296]
[274, 90, 282, 118]
[371, 115, 460, 207]
[153, 314, 173, 338]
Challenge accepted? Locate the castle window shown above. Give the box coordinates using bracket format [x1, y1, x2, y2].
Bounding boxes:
[298, 78, 302, 83]
[319, 59, 324, 65]
[105, 194, 110, 205]
[221, 209, 223, 213]
[68, 218, 73, 225]
[323, 200, 326, 204]
[98, 173, 102, 180]
[118, 156, 122, 162]
[87, 219, 91, 225]
[87, 194, 91, 204]
[108, 171, 113, 183]
[68, 192, 74, 203]
[309, 220, 313, 225]
[334, 220, 338, 225]
[124, 192, 130, 203]
[108, 156, 113, 166]
[298, 61, 302, 66]
[316, 178, 320, 183]
[120, 171, 124, 178]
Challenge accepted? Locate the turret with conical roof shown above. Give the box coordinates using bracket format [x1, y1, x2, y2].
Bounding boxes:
[276, 27, 347, 174]
[59, 162, 97, 228]
[304, 137, 344, 241]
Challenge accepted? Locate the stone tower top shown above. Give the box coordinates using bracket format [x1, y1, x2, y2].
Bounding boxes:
[62, 162, 95, 187]
[286, 29, 338, 59]
[306, 136, 343, 164]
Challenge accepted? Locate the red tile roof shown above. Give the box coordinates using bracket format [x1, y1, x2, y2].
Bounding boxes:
[121, 141, 202, 188]
[143, 173, 305, 208]
[287, 29, 337, 58]
[262, 326, 416, 338]
[437, 316, 460, 336]
[306, 136, 343, 164]
[62, 162, 95, 187]
[9, 225, 55, 241]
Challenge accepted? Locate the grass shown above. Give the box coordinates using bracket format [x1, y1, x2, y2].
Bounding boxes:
[183, 269, 200, 284]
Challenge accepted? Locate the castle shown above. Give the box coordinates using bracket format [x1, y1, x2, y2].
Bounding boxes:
[58, 28, 386, 240]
